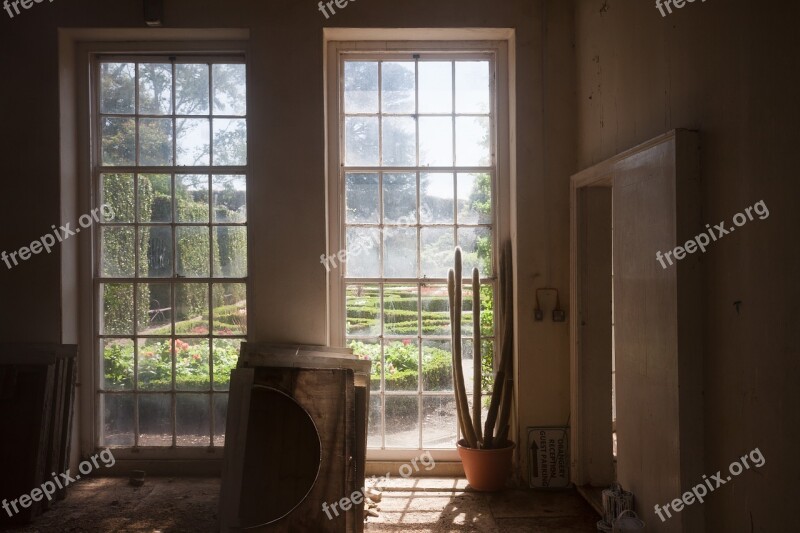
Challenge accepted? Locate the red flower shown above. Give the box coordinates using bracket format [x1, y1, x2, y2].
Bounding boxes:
[173, 340, 190, 352]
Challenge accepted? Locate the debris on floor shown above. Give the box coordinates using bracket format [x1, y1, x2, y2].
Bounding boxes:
[2, 477, 600, 533]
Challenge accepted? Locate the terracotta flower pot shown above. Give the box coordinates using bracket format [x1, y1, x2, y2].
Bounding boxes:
[457, 439, 515, 491]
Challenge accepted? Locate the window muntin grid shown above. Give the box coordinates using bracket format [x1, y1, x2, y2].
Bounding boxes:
[340, 55, 497, 450]
[94, 57, 247, 448]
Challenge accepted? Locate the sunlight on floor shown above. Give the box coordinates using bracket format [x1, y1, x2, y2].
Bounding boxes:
[364, 478, 599, 532]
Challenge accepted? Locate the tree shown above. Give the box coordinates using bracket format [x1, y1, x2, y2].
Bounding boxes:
[100, 61, 248, 332]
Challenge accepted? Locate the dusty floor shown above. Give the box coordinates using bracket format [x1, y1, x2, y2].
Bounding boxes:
[365, 478, 599, 532]
[0, 478, 598, 532]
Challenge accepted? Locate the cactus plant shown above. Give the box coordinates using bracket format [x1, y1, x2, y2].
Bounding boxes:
[448, 241, 514, 449]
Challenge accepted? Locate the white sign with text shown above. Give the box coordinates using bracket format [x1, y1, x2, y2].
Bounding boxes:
[527, 427, 570, 488]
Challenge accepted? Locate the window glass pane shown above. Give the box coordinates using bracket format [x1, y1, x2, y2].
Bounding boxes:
[138, 339, 172, 391]
[457, 173, 492, 224]
[418, 62, 452, 114]
[102, 394, 134, 446]
[383, 173, 416, 224]
[384, 285, 418, 336]
[213, 175, 247, 223]
[344, 61, 378, 114]
[140, 226, 173, 278]
[138, 63, 173, 115]
[385, 396, 418, 448]
[177, 227, 210, 278]
[213, 227, 247, 278]
[345, 173, 380, 224]
[368, 394, 382, 448]
[100, 63, 135, 114]
[213, 339, 241, 391]
[101, 173, 135, 223]
[213, 394, 229, 446]
[480, 285, 494, 337]
[212, 118, 247, 166]
[383, 227, 417, 278]
[345, 117, 379, 166]
[422, 340, 453, 391]
[212, 283, 247, 335]
[419, 117, 453, 167]
[460, 339, 474, 392]
[176, 174, 210, 223]
[421, 284, 450, 336]
[458, 226, 492, 276]
[384, 339, 418, 392]
[101, 226, 135, 277]
[381, 62, 415, 114]
[176, 118, 210, 166]
[455, 116, 490, 167]
[212, 64, 247, 116]
[422, 396, 456, 448]
[481, 339, 494, 392]
[138, 394, 173, 446]
[102, 339, 134, 391]
[176, 283, 209, 335]
[382, 116, 416, 167]
[421, 173, 454, 224]
[460, 285, 476, 337]
[139, 174, 172, 223]
[346, 228, 380, 278]
[175, 64, 210, 115]
[346, 285, 381, 337]
[101, 283, 134, 335]
[177, 394, 211, 446]
[139, 118, 173, 166]
[455, 61, 490, 114]
[349, 339, 381, 391]
[102, 118, 135, 166]
[138, 283, 171, 334]
[176, 339, 210, 391]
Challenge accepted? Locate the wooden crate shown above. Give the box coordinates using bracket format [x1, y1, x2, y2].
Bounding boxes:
[219, 344, 370, 532]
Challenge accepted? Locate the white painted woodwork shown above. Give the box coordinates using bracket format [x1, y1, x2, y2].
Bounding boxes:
[571, 130, 703, 533]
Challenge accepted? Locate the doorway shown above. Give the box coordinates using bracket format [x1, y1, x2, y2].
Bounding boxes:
[570, 181, 615, 496]
[569, 130, 705, 532]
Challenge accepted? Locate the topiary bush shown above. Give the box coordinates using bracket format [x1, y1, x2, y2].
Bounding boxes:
[347, 339, 453, 417]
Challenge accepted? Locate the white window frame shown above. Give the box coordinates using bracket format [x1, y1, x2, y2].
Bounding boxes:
[60, 31, 250, 465]
[324, 31, 513, 462]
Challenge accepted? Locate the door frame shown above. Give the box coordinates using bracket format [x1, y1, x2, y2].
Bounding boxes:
[569, 172, 614, 488]
[569, 130, 704, 532]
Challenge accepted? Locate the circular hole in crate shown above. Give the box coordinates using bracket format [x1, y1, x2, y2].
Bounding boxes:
[240, 386, 321, 527]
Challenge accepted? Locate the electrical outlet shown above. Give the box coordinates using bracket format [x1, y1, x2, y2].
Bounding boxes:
[534, 308, 544, 321]
[552, 309, 566, 322]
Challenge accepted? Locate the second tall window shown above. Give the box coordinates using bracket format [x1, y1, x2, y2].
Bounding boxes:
[339, 55, 498, 451]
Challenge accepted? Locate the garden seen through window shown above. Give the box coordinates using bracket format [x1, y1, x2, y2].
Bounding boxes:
[95, 58, 248, 448]
[339, 56, 498, 450]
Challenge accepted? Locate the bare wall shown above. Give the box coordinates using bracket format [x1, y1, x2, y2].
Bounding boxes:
[575, 0, 800, 530]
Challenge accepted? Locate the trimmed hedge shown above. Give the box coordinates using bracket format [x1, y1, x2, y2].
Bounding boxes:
[348, 340, 453, 393]
[101, 174, 247, 336]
